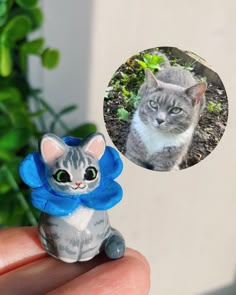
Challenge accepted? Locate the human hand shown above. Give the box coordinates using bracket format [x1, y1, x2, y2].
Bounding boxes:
[0, 227, 150, 294]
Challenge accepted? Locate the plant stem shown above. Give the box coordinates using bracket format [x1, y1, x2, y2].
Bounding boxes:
[1, 166, 37, 226]
[31, 93, 69, 132]
[32, 94, 48, 132]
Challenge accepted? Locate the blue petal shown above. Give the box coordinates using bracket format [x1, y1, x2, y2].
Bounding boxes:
[63, 136, 81, 146]
[19, 152, 44, 188]
[32, 188, 82, 216]
[99, 147, 123, 179]
[20, 136, 123, 216]
[81, 180, 123, 210]
[31, 188, 48, 210]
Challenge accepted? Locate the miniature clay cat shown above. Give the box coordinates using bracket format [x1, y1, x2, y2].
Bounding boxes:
[126, 63, 207, 171]
[38, 133, 125, 262]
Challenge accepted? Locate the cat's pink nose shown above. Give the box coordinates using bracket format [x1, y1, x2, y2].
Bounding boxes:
[75, 182, 82, 187]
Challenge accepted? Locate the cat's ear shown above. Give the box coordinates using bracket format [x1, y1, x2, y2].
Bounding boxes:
[185, 82, 207, 104]
[83, 133, 106, 160]
[39, 134, 68, 164]
[145, 69, 160, 89]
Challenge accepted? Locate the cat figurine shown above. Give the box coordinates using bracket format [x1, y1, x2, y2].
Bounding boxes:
[20, 133, 125, 263]
[126, 62, 207, 171]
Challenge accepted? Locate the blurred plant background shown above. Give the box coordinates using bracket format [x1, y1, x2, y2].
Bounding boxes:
[0, 0, 96, 227]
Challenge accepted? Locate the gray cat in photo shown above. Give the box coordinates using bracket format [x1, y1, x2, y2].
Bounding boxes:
[126, 59, 207, 171]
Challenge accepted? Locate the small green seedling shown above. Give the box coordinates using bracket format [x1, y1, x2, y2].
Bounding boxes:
[135, 53, 164, 71]
[117, 107, 129, 121]
[207, 101, 223, 113]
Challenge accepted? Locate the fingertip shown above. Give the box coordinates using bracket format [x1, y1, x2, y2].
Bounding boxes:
[0, 226, 46, 275]
[48, 248, 150, 295]
[124, 248, 151, 275]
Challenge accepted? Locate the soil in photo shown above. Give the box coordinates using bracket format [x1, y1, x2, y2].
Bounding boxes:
[103, 47, 228, 170]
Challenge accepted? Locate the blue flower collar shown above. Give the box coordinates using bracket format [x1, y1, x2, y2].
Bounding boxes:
[19, 136, 123, 216]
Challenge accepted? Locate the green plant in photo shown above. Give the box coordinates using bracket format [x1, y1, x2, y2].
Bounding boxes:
[135, 53, 164, 71]
[0, 1, 96, 227]
[207, 101, 223, 113]
[117, 107, 129, 121]
[106, 51, 165, 122]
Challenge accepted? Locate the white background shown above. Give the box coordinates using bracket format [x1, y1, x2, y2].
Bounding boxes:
[33, 1, 236, 294]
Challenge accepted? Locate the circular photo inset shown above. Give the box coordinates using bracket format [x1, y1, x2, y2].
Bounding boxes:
[103, 47, 228, 171]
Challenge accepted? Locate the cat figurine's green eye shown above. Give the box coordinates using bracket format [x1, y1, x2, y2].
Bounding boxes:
[19, 132, 125, 263]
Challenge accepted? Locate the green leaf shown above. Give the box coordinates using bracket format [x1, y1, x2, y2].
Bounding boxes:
[0, 87, 21, 102]
[67, 123, 97, 138]
[143, 54, 164, 69]
[136, 59, 147, 69]
[0, 2, 7, 16]
[58, 105, 78, 116]
[29, 7, 43, 29]
[0, 43, 12, 76]
[3, 15, 32, 44]
[10, 109, 33, 129]
[207, 101, 222, 113]
[42, 48, 60, 69]
[148, 63, 161, 70]
[122, 86, 131, 97]
[0, 14, 7, 26]
[0, 166, 11, 193]
[143, 54, 152, 64]
[29, 109, 46, 117]
[7, 0, 14, 11]
[5, 157, 22, 181]
[117, 107, 129, 121]
[0, 194, 12, 224]
[15, 0, 39, 9]
[0, 115, 9, 128]
[0, 127, 30, 150]
[21, 37, 44, 55]
[19, 38, 44, 71]
[0, 149, 14, 161]
[19, 48, 27, 72]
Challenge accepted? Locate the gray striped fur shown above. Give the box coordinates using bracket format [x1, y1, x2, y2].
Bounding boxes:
[39, 208, 113, 262]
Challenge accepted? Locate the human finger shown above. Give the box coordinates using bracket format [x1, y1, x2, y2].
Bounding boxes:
[0, 252, 108, 294]
[0, 226, 46, 275]
[48, 248, 150, 295]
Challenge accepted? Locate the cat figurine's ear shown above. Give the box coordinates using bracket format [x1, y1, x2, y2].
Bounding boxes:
[145, 68, 161, 89]
[39, 133, 68, 164]
[185, 82, 207, 104]
[83, 133, 106, 160]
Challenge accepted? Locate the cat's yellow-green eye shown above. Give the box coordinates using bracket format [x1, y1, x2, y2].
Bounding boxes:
[170, 107, 182, 114]
[149, 100, 158, 109]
